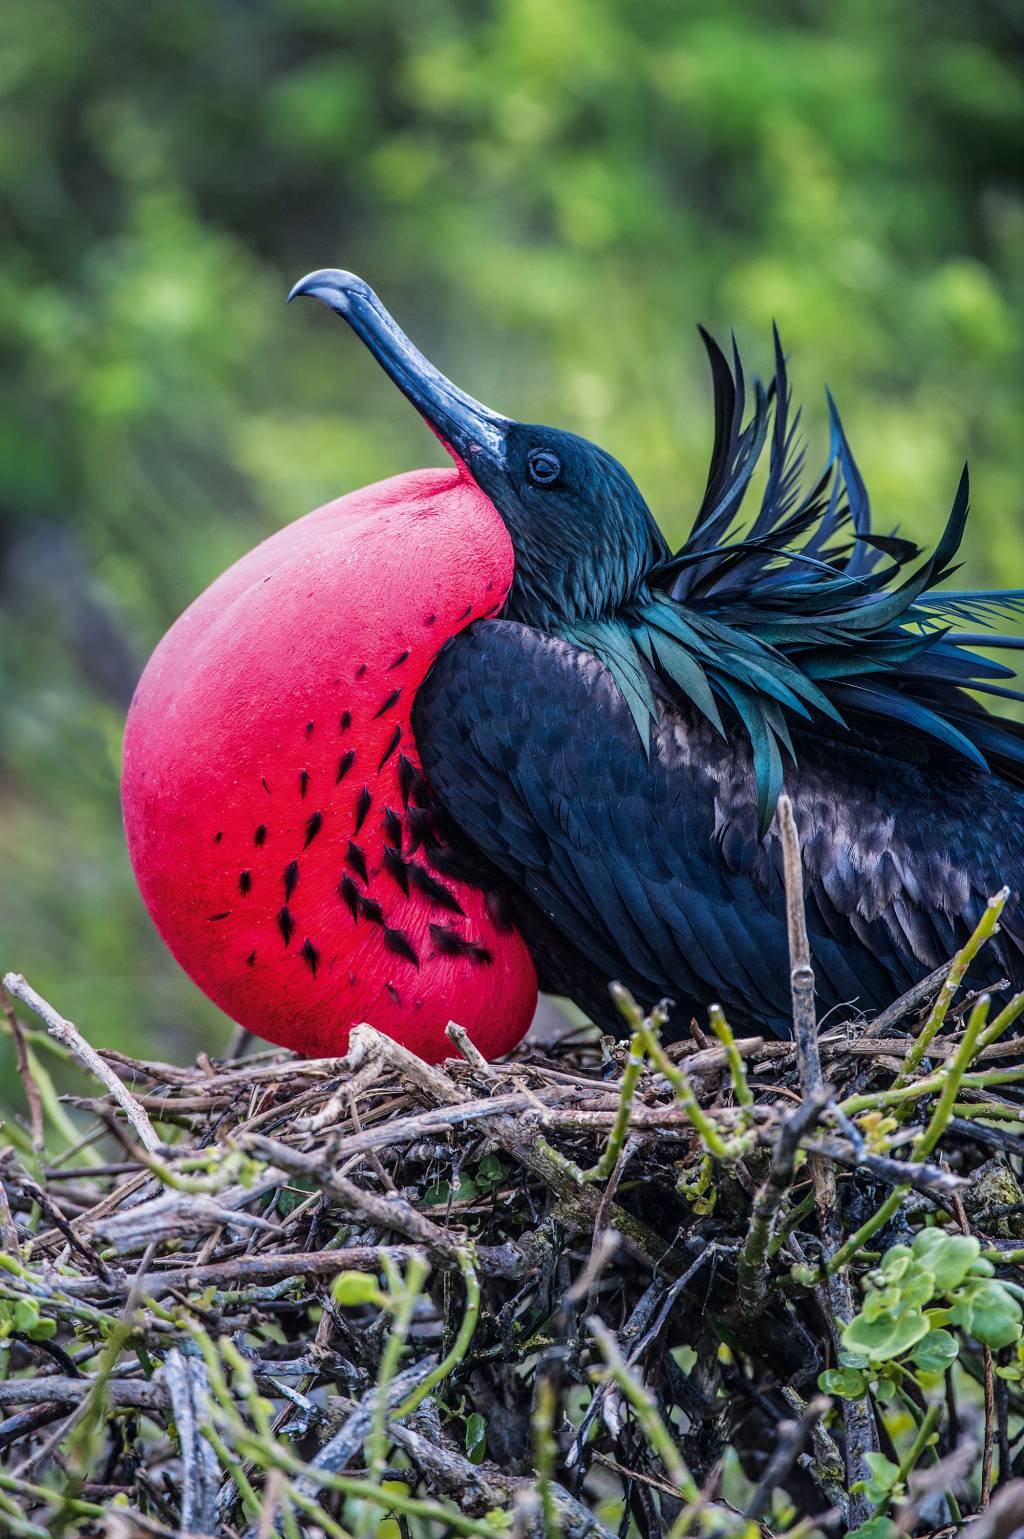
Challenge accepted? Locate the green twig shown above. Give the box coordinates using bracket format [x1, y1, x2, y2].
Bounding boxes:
[737, 1089, 830, 1316]
[976, 990, 1024, 1051]
[913, 995, 991, 1161]
[0, 1471, 106, 1520]
[533, 1374, 561, 1539]
[708, 1003, 753, 1109]
[537, 1026, 647, 1183]
[232, 1429, 510, 1538]
[393, 1245, 479, 1417]
[367, 1252, 429, 1485]
[587, 1314, 701, 1517]
[768, 1188, 817, 1258]
[893, 889, 1008, 1090]
[841, 1063, 1024, 1116]
[610, 988, 731, 1159]
[826, 996, 992, 1275]
[871, 1401, 943, 1518]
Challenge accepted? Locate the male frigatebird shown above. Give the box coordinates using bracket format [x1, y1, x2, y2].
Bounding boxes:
[122, 271, 1024, 1060]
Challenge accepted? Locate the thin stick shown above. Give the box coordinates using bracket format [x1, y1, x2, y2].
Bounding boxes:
[2, 974, 160, 1155]
[893, 888, 1009, 1090]
[736, 1089, 830, 1318]
[981, 1345, 995, 1507]
[445, 1021, 492, 1075]
[1, 986, 44, 1155]
[867, 963, 950, 1036]
[777, 797, 821, 1096]
[743, 1395, 830, 1520]
[776, 796, 874, 1521]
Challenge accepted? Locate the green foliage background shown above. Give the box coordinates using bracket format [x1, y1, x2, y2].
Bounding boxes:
[1, 0, 1022, 1063]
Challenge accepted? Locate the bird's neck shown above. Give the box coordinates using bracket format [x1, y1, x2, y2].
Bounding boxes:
[501, 513, 669, 631]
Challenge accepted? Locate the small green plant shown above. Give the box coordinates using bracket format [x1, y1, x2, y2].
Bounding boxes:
[422, 1154, 509, 1207]
[0, 1294, 57, 1342]
[820, 1227, 1023, 1518]
[820, 1226, 1023, 1407]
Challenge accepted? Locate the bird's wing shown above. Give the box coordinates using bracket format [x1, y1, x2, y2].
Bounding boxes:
[414, 620, 1024, 1034]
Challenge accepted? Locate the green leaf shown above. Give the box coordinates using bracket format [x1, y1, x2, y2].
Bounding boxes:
[465, 1410, 487, 1465]
[332, 1271, 383, 1307]
[846, 1519, 897, 1539]
[864, 1451, 901, 1493]
[842, 1306, 929, 1363]
[819, 1367, 868, 1399]
[27, 1317, 57, 1341]
[12, 1298, 40, 1333]
[908, 1328, 959, 1373]
[275, 1183, 313, 1217]
[911, 1228, 948, 1263]
[880, 1245, 912, 1280]
[863, 1286, 898, 1322]
[928, 1235, 981, 1294]
[898, 1272, 936, 1311]
[959, 1280, 1023, 1349]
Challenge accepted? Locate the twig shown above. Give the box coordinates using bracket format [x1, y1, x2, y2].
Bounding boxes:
[587, 1316, 700, 1507]
[536, 1026, 647, 1182]
[1, 985, 44, 1154]
[893, 889, 1009, 1090]
[736, 1088, 830, 1318]
[54, 1246, 426, 1298]
[867, 963, 952, 1036]
[776, 795, 874, 1519]
[2, 974, 160, 1154]
[707, 1004, 753, 1108]
[743, 1394, 830, 1520]
[826, 996, 995, 1276]
[795, 1134, 967, 1195]
[0, 1378, 170, 1409]
[161, 1348, 221, 1534]
[982, 1346, 995, 1507]
[445, 1021, 492, 1075]
[777, 797, 821, 1097]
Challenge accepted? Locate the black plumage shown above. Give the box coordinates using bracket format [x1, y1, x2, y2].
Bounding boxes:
[294, 270, 1024, 1039]
[408, 862, 465, 915]
[411, 337, 1024, 1036]
[383, 925, 419, 966]
[378, 723, 402, 770]
[382, 844, 410, 895]
[345, 840, 369, 885]
[338, 872, 360, 921]
[354, 786, 372, 833]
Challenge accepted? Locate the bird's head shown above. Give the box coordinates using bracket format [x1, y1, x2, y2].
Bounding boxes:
[289, 269, 668, 629]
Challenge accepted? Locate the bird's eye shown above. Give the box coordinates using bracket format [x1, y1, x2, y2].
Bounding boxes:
[527, 448, 561, 486]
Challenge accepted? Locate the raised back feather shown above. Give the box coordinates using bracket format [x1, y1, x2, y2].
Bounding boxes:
[562, 330, 1024, 832]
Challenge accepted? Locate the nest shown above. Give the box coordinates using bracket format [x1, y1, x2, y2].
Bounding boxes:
[1, 815, 1023, 1539]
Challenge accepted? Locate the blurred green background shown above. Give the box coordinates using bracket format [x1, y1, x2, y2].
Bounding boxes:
[2, 0, 1022, 1068]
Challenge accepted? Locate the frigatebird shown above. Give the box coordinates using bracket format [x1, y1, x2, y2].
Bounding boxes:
[122, 271, 1024, 1059]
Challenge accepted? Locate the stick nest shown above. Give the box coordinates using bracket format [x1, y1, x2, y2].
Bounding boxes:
[1, 845, 1024, 1539]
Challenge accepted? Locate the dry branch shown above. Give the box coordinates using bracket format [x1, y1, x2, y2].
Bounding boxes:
[1, 908, 1021, 1537]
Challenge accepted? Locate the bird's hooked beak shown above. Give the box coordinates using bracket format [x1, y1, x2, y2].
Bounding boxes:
[288, 269, 508, 470]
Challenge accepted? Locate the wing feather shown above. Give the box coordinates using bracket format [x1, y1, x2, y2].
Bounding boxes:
[415, 622, 1024, 1036]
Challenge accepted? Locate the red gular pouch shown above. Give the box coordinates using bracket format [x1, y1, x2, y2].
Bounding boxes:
[122, 466, 538, 1064]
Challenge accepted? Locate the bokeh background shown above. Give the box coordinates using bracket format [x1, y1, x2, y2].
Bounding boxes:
[2, 0, 1023, 1069]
